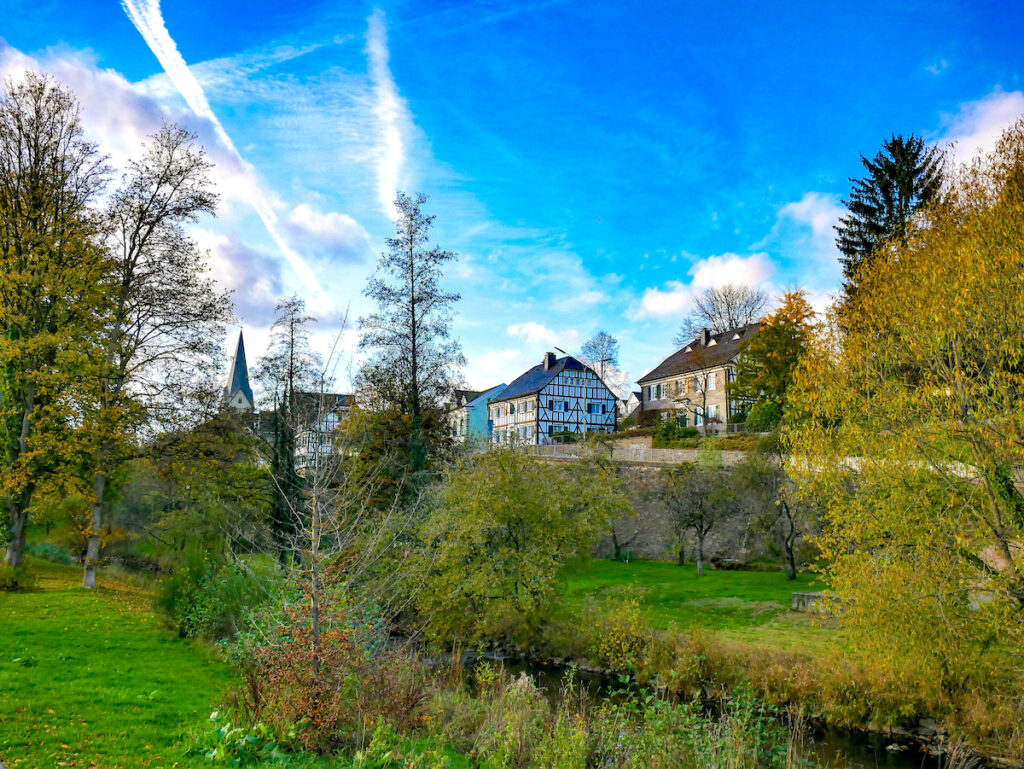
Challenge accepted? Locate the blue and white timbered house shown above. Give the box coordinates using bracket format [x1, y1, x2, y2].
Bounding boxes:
[489, 352, 617, 445]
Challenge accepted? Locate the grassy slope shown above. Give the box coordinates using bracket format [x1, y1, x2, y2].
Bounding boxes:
[558, 559, 836, 653]
[0, 560, 235, 768]
[0, 560, 477, 769]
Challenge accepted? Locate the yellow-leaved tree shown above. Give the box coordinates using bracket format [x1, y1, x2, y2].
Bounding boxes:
[786, 120, 1024, 726]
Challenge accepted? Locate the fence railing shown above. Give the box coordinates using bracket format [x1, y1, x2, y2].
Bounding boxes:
[525, 444, 752, 466]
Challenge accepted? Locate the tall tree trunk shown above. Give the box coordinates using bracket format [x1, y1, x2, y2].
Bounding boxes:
[782, 502, 797, 581]
[82, 469, 108, 588]
[696, 531, 705, 576]
[4, 386, 36, 567]
[677, 542, 685, 566]
[3, 494, 29, 567]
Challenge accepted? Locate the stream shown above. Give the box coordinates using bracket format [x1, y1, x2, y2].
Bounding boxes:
[471, 655, 957, 769]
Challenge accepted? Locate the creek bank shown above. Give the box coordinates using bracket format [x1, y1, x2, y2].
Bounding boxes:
[454, 638, 1010, 769]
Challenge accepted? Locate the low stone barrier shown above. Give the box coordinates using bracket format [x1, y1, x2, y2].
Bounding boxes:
[791, 591, 825, 612]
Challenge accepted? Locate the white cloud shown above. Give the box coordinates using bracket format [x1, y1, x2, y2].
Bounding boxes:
[464, 348, 527, 389]
[506, 321, 581, 348]
[925, 59, 949, 76]
[775, 192, 844, 266]
[285, 203, 371, 263]
[632, 252, 775, 319]
[365, 9, 412, 220]
[191, 228, 283, 322]
[120, 0, 331, 310]
[937, 89, 1024, 167]
[633, 280, 693, 318]
[688, 251, 775, 289]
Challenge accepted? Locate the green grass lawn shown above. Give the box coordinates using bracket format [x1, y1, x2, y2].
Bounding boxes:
[0, 560, 236, 768]
[558, 559, 836, 653]
[0, 560, 479, 769]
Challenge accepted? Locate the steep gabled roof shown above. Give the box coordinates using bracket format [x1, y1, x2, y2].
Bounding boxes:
[637, 322, 760, 385]
[225, 331, 254, 405]
[491, 355, 592, 404]
[455, 388, 486, 406]
[464, 384, 505, 409]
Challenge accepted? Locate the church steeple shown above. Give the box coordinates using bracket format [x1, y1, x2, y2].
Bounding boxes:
[224, 330, 254, 411]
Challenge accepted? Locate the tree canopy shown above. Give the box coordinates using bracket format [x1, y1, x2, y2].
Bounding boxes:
[788, 120, 1024, 694]
[673, 284, 767, 347]
[417, 446, 626, 642]
[834, 133, 943, 298]
[732, 289, 815, 416]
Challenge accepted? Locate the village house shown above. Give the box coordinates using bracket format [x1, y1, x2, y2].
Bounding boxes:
[222, 330, 351, 471]
[636, 323, 759, 433]
[490, 352, 617, 445]
[294, 392, 352, 472]
[451, 384, 507, 443]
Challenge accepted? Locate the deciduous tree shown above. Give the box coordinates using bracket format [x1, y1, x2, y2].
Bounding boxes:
[0, 73, 111, 567]
[417, 446, 615, 641]
[659, 447, 732, 575]
[789, 119, 1024, 692]
[80, 123, 232, 588]
[731, 289, 815, 418]
[673, 284, 767, 347]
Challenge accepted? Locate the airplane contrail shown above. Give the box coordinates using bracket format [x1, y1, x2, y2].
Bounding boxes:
[120, 0, 332, 311]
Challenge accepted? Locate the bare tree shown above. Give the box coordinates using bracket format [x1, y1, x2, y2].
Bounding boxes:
[0, 73, 110, 568]
[579, 331, 619, 382]
[673, 283, 767, 346]
[80, 123, 232, 588]
[659, 450, 732, 576]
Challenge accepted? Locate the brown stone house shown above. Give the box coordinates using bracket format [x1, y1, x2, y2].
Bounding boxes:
[636, 323, 760, 433]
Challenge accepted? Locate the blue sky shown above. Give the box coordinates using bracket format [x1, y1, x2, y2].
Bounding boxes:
[1, 0, 1023, 392]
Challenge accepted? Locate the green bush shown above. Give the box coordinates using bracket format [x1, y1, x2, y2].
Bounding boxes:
[652, 419, 701, 448]
[744, 401, 781, 433]
[156, 545, 275, 640]
[0, 563, 36, 592]
[26, 541, 74, 565]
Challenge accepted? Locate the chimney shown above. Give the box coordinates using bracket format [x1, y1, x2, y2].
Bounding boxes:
[701, 327, 711, 346]
[543, 352, 557, 370]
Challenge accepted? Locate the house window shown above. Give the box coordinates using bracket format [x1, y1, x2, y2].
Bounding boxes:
[708, 372, 718, 391]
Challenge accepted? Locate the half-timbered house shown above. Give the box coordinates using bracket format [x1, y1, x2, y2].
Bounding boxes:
[490, 352, 617, 445]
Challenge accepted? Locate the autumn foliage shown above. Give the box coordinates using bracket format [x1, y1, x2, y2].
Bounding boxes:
[787, 120, 1024, 723]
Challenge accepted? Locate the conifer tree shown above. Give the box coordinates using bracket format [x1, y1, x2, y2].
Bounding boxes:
[358, 192, 463, 475]
[255, 296, 323, 566]
[835, 133, 943, 297]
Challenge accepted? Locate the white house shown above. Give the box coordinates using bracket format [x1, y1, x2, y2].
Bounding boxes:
[490, 352, 617, 445]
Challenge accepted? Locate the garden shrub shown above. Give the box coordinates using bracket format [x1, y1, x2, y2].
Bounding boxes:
[230, 585, 431, 753]
[155, 544, 273, 640]
[26, 541, 74, 564]
[590, 587, 650, 672]
[0, 563, 35, 591]
[744, 401, 781, 433]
